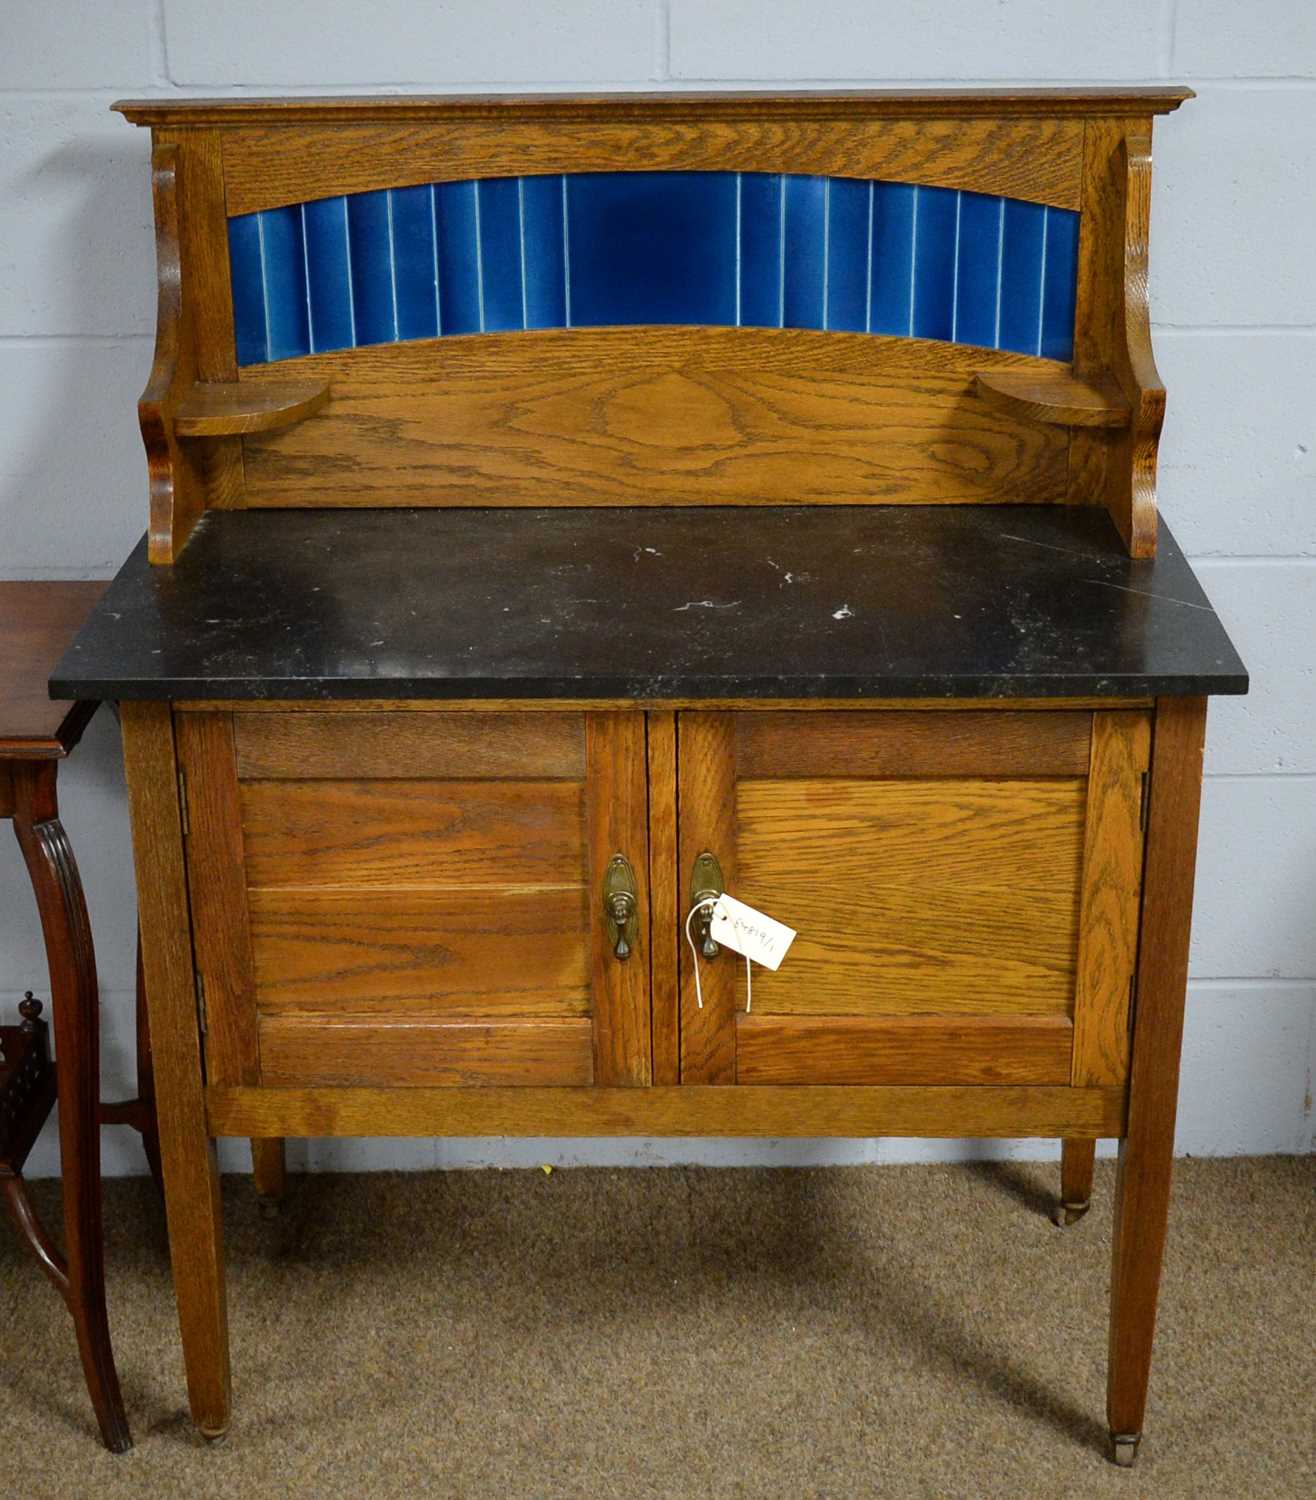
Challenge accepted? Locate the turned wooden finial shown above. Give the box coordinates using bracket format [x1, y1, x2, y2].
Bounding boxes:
[18, 992, 43, 1031]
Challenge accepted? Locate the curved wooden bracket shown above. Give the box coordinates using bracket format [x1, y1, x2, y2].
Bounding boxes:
[1114, 126, 1166, 559]
[974, 368, 1130, 428]
[138, 143, 198, 565]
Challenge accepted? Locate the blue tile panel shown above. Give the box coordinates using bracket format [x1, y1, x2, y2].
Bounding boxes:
[229, 173, 1080, 366]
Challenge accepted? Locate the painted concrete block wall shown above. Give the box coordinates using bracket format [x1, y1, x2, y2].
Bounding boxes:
[1, 1, 1311, 1176]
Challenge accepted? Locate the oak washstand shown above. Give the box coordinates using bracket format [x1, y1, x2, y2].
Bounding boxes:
[51, 89, 1247, 1465]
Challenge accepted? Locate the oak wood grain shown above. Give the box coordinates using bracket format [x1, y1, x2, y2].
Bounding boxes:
[174, 378, 329, 437]
[174, 712, 260, 1086]
[179, 697, 1154, 715]
[584, 712, 652, 1086]
[121, 701, 230, 1438]
[116, 88, 1194, 127]
[974, 368, 1131, 428]
[677, 713, 739, 1083]
[646, 711, 681, 1085]
[238, 778, 586, 889]
[736, 1015, 1074, 1085]
[735, 709, 1092, 779]
[258, 1015, 595, 1087]
[1107, 697, 1207, 1444]
[233, 710, 585, 781]
[217, 114, 1086, 218]
[247, 886, 590, 1015]
[207, 1082, 1128, 1140]
[237, 330, 1070, 510]
[1071, 711, 1152, 1085]
[735, 777, 1084, 1016]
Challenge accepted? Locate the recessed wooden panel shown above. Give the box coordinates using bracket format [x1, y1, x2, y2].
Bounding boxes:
[735, 778, 1085, 1016]
[221, 116, 1084, 219]
[736, 1015, 1074, 1085]
[248, 887, 589, 1015]
[237, 329, 1070, 510]
[239, 779, 585, 888]
[736, 710, 1092, 779]
[234, 711, 585, 781]
[258, 1016, 594, 1087]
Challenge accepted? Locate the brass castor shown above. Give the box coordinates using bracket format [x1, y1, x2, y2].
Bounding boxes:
[1110, 1433, 1141, 1468]
[1051, 1198, 1092, 1227]
[256, 1195, 283, 1221]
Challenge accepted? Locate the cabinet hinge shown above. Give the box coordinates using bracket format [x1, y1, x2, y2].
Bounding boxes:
[177, 769, 190, 836]
[1138, 771, 1149, 832]
[195, 972, 208, 1037]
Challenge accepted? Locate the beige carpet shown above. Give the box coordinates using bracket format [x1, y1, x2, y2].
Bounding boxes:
[1, 1156, 1312, 1499]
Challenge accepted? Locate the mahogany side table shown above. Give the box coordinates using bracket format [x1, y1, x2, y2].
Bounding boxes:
[0, 581, 160, 1454]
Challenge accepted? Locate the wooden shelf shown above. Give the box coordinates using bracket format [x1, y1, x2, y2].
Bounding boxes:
[974, 369, 1130, 429]
[175, 379, 330, 438]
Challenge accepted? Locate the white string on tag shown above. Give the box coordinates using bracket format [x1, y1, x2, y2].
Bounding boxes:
[684, 896, 753, 1012]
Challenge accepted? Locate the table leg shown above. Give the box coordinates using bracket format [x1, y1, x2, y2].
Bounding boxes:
[1055, 1138, 1096, 1225]
[251, 1138, 287, 1217]
[1106, 698, 1206, 1466]
[122, 701, 231, 1440]
[12, 760, 132, 1454]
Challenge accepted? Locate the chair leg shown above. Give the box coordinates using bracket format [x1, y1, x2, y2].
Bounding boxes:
[251, 1138, 287, 1218]
[1054, 1138, 1096, 1226]
[13, 762, 132, 1454]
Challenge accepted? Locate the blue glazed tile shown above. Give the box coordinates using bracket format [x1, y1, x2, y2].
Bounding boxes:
[911, 186, 957, 343]
[227, 213, 268, 366]
[435, 179, 482, 335]
[1040, 207, 1079, 361]
[346, 190, 397, 346]
[303, 197, 355, 353]
[998, 198, 1046, 355]
[390, 186, 438, 342]
[739, 173, 782, 328]
[477, 177, 525, 333]
[782, 175, 827, 330]
[955, 191, 1003, 350]
[520, 175, 566, 329]
[869, 181, 915, 335]
[825, 177, 869, 333]
[258, 205, 310, 362]
[231, 172, 1080, 362]
[568, 171, 737, 327]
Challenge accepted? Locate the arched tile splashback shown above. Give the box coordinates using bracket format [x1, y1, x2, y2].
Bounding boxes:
[228, 172, 1079, 368]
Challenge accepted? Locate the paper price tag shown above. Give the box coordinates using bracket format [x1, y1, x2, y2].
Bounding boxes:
[709, 894, 796, 971]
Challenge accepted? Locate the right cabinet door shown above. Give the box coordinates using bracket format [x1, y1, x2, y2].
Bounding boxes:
[677, 709, 1150, 1088]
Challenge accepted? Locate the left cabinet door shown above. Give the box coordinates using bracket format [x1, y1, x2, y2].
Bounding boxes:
[175, 708, 651, 1088]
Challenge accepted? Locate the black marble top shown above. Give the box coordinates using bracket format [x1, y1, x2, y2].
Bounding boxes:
[51, 506, 1247, 702]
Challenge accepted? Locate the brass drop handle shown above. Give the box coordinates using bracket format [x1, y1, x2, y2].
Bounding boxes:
[603, 854, 639, 961]
[689, 850, 725, 959]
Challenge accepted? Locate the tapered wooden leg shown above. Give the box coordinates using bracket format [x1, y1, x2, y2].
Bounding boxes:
[251, 1138, 287, 1217]
[1106, 699, 1207, 1466]
[122, 703, 231, 1440]
[1055, 1138, 1096, 1225]
[12, 761, 132, 1454]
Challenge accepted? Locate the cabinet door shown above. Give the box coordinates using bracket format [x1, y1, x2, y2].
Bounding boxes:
[677, 710, 1149, 1088]
[177, 709, 650, 1088]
